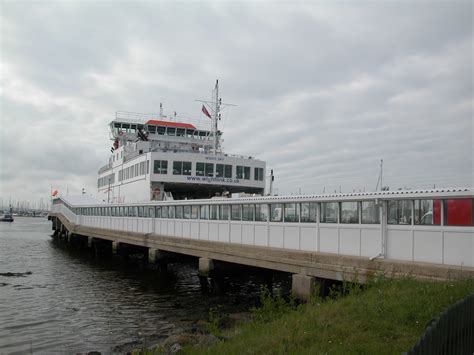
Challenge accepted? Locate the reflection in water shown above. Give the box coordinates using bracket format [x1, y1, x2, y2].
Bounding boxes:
[0, 217, 290, 353]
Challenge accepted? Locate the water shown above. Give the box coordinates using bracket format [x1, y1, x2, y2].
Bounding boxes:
[0, 217, 290, 354]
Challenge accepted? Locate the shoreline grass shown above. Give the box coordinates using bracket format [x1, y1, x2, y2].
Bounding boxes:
[185, 276, 474, 354]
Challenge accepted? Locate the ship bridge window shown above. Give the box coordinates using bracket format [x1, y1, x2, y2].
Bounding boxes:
[173, 161, 191, 175]
[320, 202, 338, 223]
[167, 127, 176, 136]
[148, 125, 156, 134]
[216, 164, 232, 178]
[199, 131, 207, 138]
[300, 203, 317, 223]
[284, 203, 300, 222]
[114, 123, 121, 128]
[236, 166, 251, 180]
[341, 202, 359, 224]
[196, 163, 205, 176]
[154, 160, 168, 174]
[254, 168, 264, 181]
[122, 123, 130, 130]
[157, 126, 166, 135]
[388, 200, 413, 225]
[414, 199, 441, 225]
[186, 129, 195, 137]
[361, 201, 380, 224]
[130, 124, 137, 133]
[176, 128, 185, 137]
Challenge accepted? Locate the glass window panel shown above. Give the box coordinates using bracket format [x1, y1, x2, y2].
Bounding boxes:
[168, 206, 175, 218]
[183, 162, 192, 175]
[155, 206, 161, 218]
[236, 166, 243, 179]
[210, 205, 218, 220]
[361, 201, 380, 224]
[137, 206, 143, 217]
[242, 204, 254, 221]
[244, 166, 250, 180]
[183, 206, 191, 219]
[148, 207, 155, 218]
[341, 202, 359, 224]
[219, 205, 230, 220]
[255, 204, 268, 222]
[398, 200, 412, 225]
[196, 162, 205, 176]
[387, 201, 397, 224]
[191, 205, 199, 219]
[231, 205, 242, 220]
[173, 161, 182, 175]
[162, 206, 169, 219]
[175, 206, 183, 219]
[216, 164, 224, 177]
[320, 202, 338, 223]
[224, 165, 232, 178]
[284, 203, 299, 222]
[270, 204, 283, 222]
[415, 199, 441, 225]
[143, 207, 149, 218]
[205, 163, 214, 177]
[300, 203, 317, 223]
[200, 205, 209, 220]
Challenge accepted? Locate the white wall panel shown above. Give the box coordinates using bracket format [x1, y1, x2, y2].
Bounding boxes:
[230, 224, 242, 244]
[269, 225, 284, 248]
[209, 223, 219, 241]
[167, 221, 174, 236]
[254, 225, 268, 247]
[283, 226, 300, 250]
[387, 229, 413, 261]
[339, 228, 360, 256]
[200, 222, 209, 240]
[218, 223, 230, 243]
[443, 231, 473, 267]
[300, 227, 317, 252]
[190, 221, 199, 239]
[319, 227, 338, 254]
[182, 221, 191, 238]
[414, 230, 443, 264]
[175, 221, 183, 237]
[242, 224, 254, 245]
[361, 228, 381, 258]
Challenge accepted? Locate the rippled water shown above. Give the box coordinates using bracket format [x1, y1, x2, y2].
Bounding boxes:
[0, 217, 290, 354]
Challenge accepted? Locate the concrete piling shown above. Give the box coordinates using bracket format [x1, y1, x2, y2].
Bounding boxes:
[198, 257, 214, 277]
[291, 274, 315, 301]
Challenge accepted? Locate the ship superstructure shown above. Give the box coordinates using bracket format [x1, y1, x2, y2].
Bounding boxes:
[97, 81, 266, 203]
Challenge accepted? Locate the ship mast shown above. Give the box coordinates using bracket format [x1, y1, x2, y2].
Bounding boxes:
[196, 80, 235, 155]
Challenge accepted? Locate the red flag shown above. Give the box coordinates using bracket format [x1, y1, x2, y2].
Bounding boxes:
[52, 190, 58, 196]
[201, 105, 212, 119]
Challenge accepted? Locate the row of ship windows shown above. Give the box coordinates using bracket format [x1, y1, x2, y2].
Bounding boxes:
[100, 161, 264, 185]
[98, 173, 116, 188]
[70, 198, 473, 226]
[113, 125, 213, 139]
[118, 161, 150, 182]
[154, 160, 265, 181]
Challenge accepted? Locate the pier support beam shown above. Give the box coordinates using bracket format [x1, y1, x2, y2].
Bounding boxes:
[112, 241, 120, 255]
[291, 274, 315, 301]
[198, 258, 214, 277]
[87, 237, 94, 249]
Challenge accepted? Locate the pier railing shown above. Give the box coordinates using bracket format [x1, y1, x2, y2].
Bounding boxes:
[405, 293, 474, 355]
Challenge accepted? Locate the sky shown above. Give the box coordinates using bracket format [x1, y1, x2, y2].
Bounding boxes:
[0, 1, 472, 206]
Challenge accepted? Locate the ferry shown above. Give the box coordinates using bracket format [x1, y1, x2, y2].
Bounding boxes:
[97, 80, 266, 203]
[50, 82, 473, 272]
[0, 206, 14, 222]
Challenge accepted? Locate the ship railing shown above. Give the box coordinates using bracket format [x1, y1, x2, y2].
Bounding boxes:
[115, 111, 212, 131]
[98, 163, 112, 174]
